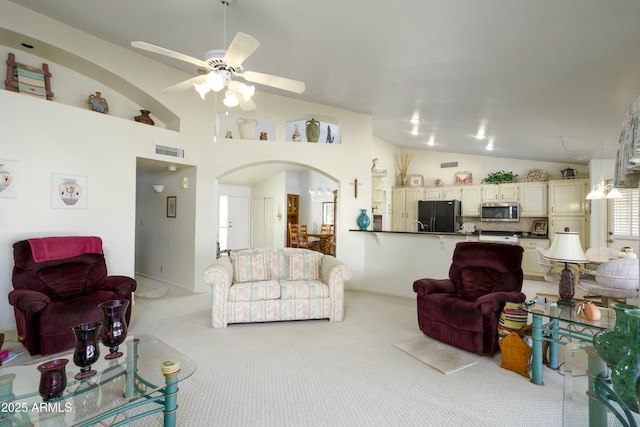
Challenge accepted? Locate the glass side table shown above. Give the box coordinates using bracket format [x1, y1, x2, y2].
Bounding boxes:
[0, 334, 195, 427]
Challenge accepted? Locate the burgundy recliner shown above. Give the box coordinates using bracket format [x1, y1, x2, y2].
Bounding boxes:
[9, 237, 137, 355]
[413, 242, 526, 355]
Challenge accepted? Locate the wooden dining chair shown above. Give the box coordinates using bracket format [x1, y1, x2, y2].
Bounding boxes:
[289, 223, 299, 247]
[297, 224, 310, 249]
[320, 223, 334, 234]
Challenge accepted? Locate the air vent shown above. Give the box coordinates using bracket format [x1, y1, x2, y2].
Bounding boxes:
[440, 161, 458, 168]
[155, 144, 185, 159]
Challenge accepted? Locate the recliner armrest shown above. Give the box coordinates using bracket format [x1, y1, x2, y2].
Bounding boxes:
[476, 291, 526, 313]
[413, 278, 456, 297]
[96, 275, 137, 296]
[8, 289, 50, 313]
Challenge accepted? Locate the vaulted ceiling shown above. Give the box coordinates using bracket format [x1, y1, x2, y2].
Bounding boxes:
[8, 0, 640, 164]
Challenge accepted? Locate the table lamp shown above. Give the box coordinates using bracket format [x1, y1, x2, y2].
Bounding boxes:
[544, 229, 588, 306]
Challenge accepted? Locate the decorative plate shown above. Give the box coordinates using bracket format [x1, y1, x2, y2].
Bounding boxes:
[455, 171, 472, 185]
[408, 174, 424, 187]
[526, 169, 548, 182]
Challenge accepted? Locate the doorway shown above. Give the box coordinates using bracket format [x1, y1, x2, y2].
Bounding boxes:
[219, 194, 250, 252]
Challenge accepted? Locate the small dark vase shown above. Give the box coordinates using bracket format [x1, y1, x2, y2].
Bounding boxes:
[38, 358, 68, 401]
[134, 109, 154, 126]
[593, 303, 640, 368]
[72, 322, 102, 379]
[98, 300, 129, 359]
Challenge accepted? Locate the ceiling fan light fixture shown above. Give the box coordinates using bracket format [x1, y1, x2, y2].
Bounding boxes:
[237, 82, 255, 101]
[194, 81, 210, 99]
[223, 90, 239, 107]
[206, 72, 225, 92]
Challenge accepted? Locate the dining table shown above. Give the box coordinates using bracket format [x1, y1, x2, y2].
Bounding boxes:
[306, 233, 334, 255]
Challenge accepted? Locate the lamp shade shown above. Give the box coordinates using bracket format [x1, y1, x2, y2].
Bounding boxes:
[545, 231, 588, 263]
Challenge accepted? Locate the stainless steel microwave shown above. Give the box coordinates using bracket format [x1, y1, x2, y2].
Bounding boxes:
[480, 202, 520, 222]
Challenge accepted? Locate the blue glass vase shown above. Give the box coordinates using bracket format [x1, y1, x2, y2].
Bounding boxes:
[357, 209, 370, 230]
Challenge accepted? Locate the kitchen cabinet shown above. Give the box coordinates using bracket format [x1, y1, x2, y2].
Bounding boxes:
[391, 187, 425, 231]
[481, 183, 519, 202]
[548, 179, 588, 216]
[520, 238, 550, 278]
[425, 185, 461, 200]
[461, 186, 482, 217]
[549, 216, 589, 249]
[519, 182, 548, 217]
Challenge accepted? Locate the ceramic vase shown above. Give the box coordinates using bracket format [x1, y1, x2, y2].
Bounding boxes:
[237, 118, 258, 140]
[305, 118, 320, 142]
[134, 109, 154, 126]
[98, 299, 129, 359]
[72, 321, 102, 379]
[38, 359, 68, 401]
[58, 179, 81, 205]
[357, 209, 370, 231]
[611, 310, 640, 412]
[292, 124, 301, 142]
[593, 303, 640, 368]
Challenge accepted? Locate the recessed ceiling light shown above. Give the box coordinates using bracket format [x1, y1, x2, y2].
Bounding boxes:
[427, 135, 435, 146]
[409, 117, 421, 125]
[21, 42, 34, 49]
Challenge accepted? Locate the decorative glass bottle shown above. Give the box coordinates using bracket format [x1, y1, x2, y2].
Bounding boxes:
[593, 303, 640, 368]
[611, 310, 640, 412]
[357, 209, 370, 231]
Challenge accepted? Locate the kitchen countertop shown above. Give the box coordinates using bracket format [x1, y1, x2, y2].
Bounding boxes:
[349, 229, 549, 239]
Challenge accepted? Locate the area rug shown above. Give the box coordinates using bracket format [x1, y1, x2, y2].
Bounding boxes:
[135, 286, 169, 299]
[394, 335, 479, 375]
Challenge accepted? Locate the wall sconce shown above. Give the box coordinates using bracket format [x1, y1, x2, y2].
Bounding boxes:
[277, 206, 282, 222]
[151, 185, 164, 193]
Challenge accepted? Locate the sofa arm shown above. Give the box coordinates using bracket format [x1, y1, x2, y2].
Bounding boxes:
[8, 289, 50, 314]
[320, 255, 352, 322]
[413, 278, 456, 297]
[203, 257, 234, 328]
[96, 275, 138, 297]
[476, 291, 526, 315]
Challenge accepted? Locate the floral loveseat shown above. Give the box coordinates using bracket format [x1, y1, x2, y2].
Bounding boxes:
[202, 248, 352, 328]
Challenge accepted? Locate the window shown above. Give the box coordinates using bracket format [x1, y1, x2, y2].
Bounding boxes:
[610, 188, 639, 239]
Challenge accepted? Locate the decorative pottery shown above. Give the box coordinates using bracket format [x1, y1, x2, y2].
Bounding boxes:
[292, 124, 302, 142]
[58, 178, 81, 205]
[38, 358, 68, 401]
[305, 118, 320, 143]
[98, 300, 129, 359]
[594, 303, 640, 368]
[357, 209, 370, 231]
[134, 109, 154, 126]
[611, 310, 640, 412]
[225, 131, 233, 139]
[237, 118, 258, 140]
[87, 92, 108, 114]
[0, 164, 12, 192]
[260, 132, 268, 141]
[326, 125, 334, 143]
[72, 322, 102, 379]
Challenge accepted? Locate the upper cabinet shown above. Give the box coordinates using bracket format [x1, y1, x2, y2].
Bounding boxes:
[425, 185, 461, 200]
[481, 183, 519, 202]
[548, 179, 588, 216]
[519, 182, 548, 217]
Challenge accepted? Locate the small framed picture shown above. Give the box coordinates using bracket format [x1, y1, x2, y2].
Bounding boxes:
[408, 174, 424, 187]
[167, 196, 177, 218]
[531, 220, 547, 235]
[455, 171, 473, 185]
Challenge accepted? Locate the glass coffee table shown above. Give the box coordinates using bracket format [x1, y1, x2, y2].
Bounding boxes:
[523, 301, 638, 426]
[0, 334, 195, 426]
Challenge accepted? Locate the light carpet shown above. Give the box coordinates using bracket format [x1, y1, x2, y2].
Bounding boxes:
[394, 335, 479, 374]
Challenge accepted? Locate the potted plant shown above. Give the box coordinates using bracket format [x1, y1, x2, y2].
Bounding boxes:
[481, 170, 519, 184]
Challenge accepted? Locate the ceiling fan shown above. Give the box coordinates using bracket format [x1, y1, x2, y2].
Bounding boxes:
[131, 0, 305, 111]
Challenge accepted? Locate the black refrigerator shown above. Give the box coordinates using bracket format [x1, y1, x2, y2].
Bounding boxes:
[418, 200, 462, 233]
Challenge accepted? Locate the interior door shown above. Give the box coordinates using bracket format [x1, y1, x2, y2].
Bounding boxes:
[220, 195, 250, 251]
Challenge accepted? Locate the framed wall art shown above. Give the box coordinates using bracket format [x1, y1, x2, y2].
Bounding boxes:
[51, 173, 88, 209]
[167, 196, 177, 218]
[531, 220, 548, 236]
[0, 159, 18, 199]
[408, 174, 424, 187]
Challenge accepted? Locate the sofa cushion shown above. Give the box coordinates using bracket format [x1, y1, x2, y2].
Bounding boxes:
[459, 267, 501, 301]
[228, 280, 281, 302]
[231, 252, 269, 283]
[286, 252, 322, 280]
[280, 280, 329, 300]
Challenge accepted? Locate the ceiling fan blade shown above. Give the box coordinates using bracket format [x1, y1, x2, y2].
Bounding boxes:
[163, 75, 206, 94]
[239, 97, 257, 111]
[223, 32, 260, 67]
[131, 41, 208, 68]
[242, 71, 305, 94]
